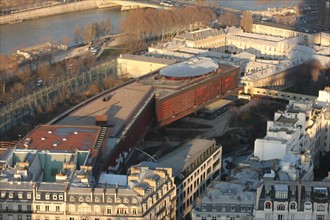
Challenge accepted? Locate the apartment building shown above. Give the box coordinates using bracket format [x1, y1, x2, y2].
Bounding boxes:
[254, 99, 323, 170]
[191, 181, 256, 220]
[152, 138, 222, 219]
[0, 165, 176, 220]
[255, 180, 330, 220]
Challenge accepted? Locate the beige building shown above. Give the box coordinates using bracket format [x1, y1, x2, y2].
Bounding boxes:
[0, 165, 176, 220]
[117, 54, 176, 77]
[252, 22, 320, 45]
[174, 28, 227, 51]
[155, 138, 222, 219]
[226, 32, 303, 59]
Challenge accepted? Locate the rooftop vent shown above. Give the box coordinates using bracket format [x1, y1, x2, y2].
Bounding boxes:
[53, 143, 58, 147]
[23, 137, 32, 148]
[62, 138, 67, 141]
[41, 137, 46, 140]
[48, 130, 53, 134]
[74, 131, 79, 135]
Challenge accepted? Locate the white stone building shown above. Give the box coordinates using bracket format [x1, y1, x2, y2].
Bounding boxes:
[191, 181, 255, 220]
[255, 180, 330, 220]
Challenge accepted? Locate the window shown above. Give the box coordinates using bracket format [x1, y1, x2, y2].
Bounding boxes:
[45, 193, 50, 200]
[290, 214, 295, 220]
[107, 208, 112, 214]
[18, 216, 22, 220]
[36, 194, 41, 199]
[231, 206, 235, 212]
[132, 208, 137, 214]
[45, 205, 49, 212]
[59, 194, 63, 200]
[265, 213, 271, 220]
[18, 204, 22, 211]
[36, 205, 40, 212]
[8, 192, 13, 198]
[56, 217, 60, 220]
[290, 203, 296, 209]
[317, 205, 325, 211]
[27, 216, 31, 220]
[265, 201, 272, 209]
[70, 196, 75, 202]
[53, 194, 57, 200]
[69, 218, 74, 220]
[316, 216, 325, 220]
[202, 205, 206, 211]
[1, 192, 6, 198]
[277, 204, 285, 210]
[202, 217, 206, 220]
[212, 217, 217, 220]
[278, 214, 284, 220]
[116, 208, 128, 214]
[212, 205, 217, 211]
[18, 193, 23, 199]
[27, 193, 32, 199]
[27, 205, 31, 211]
[230, 217, 235, 220]
[56, 206, 60, 212]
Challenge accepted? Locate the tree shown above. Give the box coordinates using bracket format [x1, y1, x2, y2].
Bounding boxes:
[219, 11, 239, 27]
[98, 19, 113, 37]
[0, 54, 17, 94]
[240, 11, 253, 32]
[73, 25, 82, 45]
[37, 63, 51, 82]
[82, 23, 97, 44]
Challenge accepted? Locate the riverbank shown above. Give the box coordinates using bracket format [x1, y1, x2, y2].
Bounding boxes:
[0, 1, 120, 25]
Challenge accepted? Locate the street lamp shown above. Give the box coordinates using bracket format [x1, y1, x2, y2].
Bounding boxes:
[18, 134, 22, 141]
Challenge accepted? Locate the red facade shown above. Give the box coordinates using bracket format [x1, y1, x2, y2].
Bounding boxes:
[156, 66, 240, 127]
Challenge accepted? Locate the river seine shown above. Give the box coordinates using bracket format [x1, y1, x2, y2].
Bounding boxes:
[0, 8, 125, 54]
[0, 0, 305, 55]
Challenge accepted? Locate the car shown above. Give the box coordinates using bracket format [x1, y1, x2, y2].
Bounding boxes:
[37, 80, 43, 87]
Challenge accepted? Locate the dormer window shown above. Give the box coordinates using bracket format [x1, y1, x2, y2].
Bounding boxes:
[277, 204, 285, 211]
[59, 194, 63, 200]
[45, 193, 50, 200]
[9, 192, 13, 198]
[53, 194, 57, 200]
[265, 201, 272, 209]
[317, 205, 325, 211]
[290, 203, 296, 210]
[36, 193, 41, 199]
[27, 193, 32, 199]
[1, 192, 6, 198]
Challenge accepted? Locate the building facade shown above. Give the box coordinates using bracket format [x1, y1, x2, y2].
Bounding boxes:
[255, 180, 330, 220]
[155, 138, 222, 219]
[0, 165, 176, 220]
[191, 181, 256, 220]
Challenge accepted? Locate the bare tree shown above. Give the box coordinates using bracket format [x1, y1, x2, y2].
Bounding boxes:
[0, 54, 17, 94]
[73, 25, 82, 45]
[240, 11, 253, 32]
[37, 63, 51, 82]
[19, 65, 33, 84]
[219, 11, 239, 27]
[98, 19, 113, 37]
[82, 23, 97, 44]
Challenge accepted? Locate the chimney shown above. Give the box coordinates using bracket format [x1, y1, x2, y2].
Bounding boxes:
[297, 179, 302, 210]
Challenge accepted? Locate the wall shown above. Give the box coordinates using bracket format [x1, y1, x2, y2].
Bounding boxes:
[0, 1, 98, 24]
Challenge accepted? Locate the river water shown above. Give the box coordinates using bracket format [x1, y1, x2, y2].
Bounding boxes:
[0, 8, 125, 55]
[0, 0, 307, 55]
